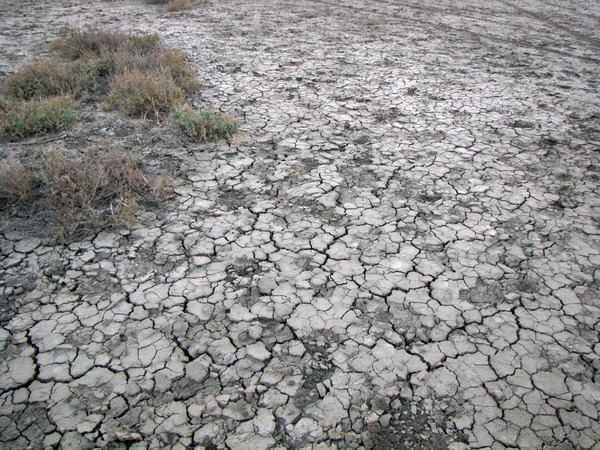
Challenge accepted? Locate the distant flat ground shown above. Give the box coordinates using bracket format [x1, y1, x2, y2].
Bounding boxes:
[1, 1, 599, 450]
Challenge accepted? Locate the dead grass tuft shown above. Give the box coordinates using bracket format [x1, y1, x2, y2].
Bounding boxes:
[0, 144, 169, 241]
[54, 28, 161, 62]
[361, 18, 380, 27]
[164, 0, 194, 12]
[2, 59, 86, 100]
[153, 48, 198, 91]
[0, 157, 32, 205]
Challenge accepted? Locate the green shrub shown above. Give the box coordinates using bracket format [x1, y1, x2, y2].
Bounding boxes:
[0, 96, 76, 139]
[106, 70, 184, 119]
[171, 104, 237, 140]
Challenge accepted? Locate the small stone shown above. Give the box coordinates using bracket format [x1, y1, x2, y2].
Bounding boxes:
[287, 417, 324, 442]
[114, 430, 143, 442]
[12, 387, 29, 403]
[0, 356, 36, 390]
[29, 380, 53, 403]
[154, 371, 173, 393]
[254, 408, 277, 436]
[259, 389, 288, 408]
[43, 432, 62, 448]
[194, 423, 222, 445]
[380, 413, 392, 428]
[288, 341, 306, 356]
[76, 414, 103, 433]
[574, 394, 598, 419]
[226, 434, 276, 450]
[228, 303, 257, 322]
[463, 309, 483, 324]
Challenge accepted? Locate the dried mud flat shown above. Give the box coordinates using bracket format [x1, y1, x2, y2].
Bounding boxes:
[1, 0, 600, 449]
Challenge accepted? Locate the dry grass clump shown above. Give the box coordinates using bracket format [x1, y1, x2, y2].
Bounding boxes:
[164, 0, 194, 12]
[0, 145, 168, 240]
[156, 48, 197, 90]
[171, 104, 238, 141]
[0, 157, 31, 205]
[107, 70, 184, 120]
[361, 18, 380, 27]
[0, 96, 76, 139]
[2, 59, 85, 100]
[54, 28, 161, 64]
[143, 0, 194, 12]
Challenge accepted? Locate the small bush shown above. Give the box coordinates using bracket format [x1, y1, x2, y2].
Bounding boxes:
[164, 0, 193, 12]
[106, 70, 184, 119]
[55, 28, 161, 61]
[2, 59, 85, 100]
[155, 49, 196, 90]
[171, 104, 237, 141]
[0, 96, 76, 139]
[0, 146, 168, 240]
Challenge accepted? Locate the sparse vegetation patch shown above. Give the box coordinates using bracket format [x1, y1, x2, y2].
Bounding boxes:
[0, 27, 238, 240]
[0, 28, 199, 143]
[0, 27, 237, 239]
[54, 28, 161, 65]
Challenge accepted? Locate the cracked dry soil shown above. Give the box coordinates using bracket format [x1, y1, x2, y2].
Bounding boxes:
[1, 0, 600, 449]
